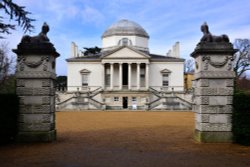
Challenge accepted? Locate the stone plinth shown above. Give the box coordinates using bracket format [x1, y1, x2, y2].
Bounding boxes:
[13, 41, 59, 142]
[191, 42, 237, 142]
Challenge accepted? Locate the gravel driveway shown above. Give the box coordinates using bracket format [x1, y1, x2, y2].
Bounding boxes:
[0, 111, 250, 167]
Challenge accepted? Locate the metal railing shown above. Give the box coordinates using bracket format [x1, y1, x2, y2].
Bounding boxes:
[89, 98, 103, 109]
[65, 86, 103, 92]
[148, 98, 162, 109]
[149, 86, 184, 93]
[61, 86, 184, 92]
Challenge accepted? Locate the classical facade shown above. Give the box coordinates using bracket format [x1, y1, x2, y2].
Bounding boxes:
[61, 19, 190, 110]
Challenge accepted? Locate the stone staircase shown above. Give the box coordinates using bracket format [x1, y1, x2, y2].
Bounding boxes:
[148, 87, 192, 110]
[56, 87, 104, 111]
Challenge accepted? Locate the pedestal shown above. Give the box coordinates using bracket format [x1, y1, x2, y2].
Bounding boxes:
[13, 42, 59, 142]
[191, 42, 237, 142]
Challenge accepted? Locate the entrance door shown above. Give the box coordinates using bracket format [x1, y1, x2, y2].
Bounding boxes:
[122, 63, 128, 87]
[123, 97, 128, 109]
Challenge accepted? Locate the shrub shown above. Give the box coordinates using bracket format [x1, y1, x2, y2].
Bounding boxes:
[0, 94, 19, 144]
[233, 91, 250, 145]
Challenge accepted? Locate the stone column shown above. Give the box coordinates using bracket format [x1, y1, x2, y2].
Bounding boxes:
[191, 42, 236, 143]
[128, 63, 131, 90]
[137, 63, 141, 90]
[145, 63, 149, 89]
[102, 63, 105, 89]
[13, 23, 60, 142]
[119, 63, 123, 90]
[110, 63, 114, 90]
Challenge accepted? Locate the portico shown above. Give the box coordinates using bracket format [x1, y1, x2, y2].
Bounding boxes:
[102, 61, 149, 91]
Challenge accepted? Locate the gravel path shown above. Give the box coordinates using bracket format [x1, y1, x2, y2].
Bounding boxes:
[0, 111, 250, 167]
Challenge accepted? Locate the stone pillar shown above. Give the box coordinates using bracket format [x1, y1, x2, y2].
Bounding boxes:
[191, 42, 236, 143]
[102, 63, 105, 89]
[110, 63, 114, 90]
[145, 63, 149, 89]
[119, 63, 123, 90]
[13, 23, 60, 142]
[137, 63, 140, 90]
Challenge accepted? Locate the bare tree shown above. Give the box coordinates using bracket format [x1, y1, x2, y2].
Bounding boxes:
[184, 58, 195, 73]
[0, 41, 15, 88]
[234, 39, 250, 78]
[0, 0, 35, 38]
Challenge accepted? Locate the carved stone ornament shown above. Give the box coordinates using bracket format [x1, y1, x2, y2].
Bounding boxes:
[195, 61, 199, 70]
[227, 56, 234, 70]
[17, 56, 24, 71]
[17, 55, 50, 70]
[43, 56, 50, 71]
[202, 56, 231, 69]
[24, 56, 44, 68]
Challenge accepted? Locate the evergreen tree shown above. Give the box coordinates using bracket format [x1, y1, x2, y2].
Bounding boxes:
[82, 46, 101, 56]
[0, 0, 35, 38]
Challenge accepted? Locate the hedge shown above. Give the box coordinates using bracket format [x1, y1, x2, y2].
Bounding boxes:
[233, 91, 250, 145]
[0, 94, 19, 144]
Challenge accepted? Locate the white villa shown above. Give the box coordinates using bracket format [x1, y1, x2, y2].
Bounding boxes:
[58, 19, 191, 110]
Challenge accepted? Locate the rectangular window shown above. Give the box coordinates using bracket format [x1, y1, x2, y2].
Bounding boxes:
[162, 74, 169, 86]
[132, 97, 137, 102]
[114, 97, 119, 102]
[82, 74, 88, 86]
[106, 97, 111, 103]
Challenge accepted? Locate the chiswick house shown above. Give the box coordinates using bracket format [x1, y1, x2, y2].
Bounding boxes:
[57, 19, 191, 110]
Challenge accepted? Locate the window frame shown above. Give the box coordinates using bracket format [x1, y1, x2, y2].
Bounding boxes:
[114, 96, 119, 102]
[162, 73, 169, 86]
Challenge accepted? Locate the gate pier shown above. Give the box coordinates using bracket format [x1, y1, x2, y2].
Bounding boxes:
[13, 23, 60, 142]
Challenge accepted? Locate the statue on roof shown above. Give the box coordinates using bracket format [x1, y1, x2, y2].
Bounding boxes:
[21, 22, 50, 43]
[200, 22, 229, 43]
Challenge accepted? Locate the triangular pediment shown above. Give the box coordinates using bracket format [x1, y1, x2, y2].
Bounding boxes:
[161, 68, 172, 73]
[79, 69, 91, 74]
[102, 47, 150, 59]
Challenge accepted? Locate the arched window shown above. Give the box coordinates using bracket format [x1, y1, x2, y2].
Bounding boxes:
[118, 38, 132, 46]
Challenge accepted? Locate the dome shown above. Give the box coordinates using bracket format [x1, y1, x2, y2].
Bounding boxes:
[102, 19, 149, 38]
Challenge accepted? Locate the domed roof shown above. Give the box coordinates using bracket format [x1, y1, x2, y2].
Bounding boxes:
[102, 19, 149, 38]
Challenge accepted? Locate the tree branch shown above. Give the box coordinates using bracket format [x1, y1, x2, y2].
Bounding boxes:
[0, 0, 35, 37]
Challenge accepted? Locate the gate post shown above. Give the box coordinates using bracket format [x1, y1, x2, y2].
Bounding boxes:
[191, 23, 237, 142]
[13, 23, 60, 142]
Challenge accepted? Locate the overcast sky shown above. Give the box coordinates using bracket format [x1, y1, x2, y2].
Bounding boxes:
[2, 0, 250, 75]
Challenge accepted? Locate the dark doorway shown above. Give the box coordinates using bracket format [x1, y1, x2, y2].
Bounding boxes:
[123, 97, 128, 109]
[122, 63, 128, 86]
